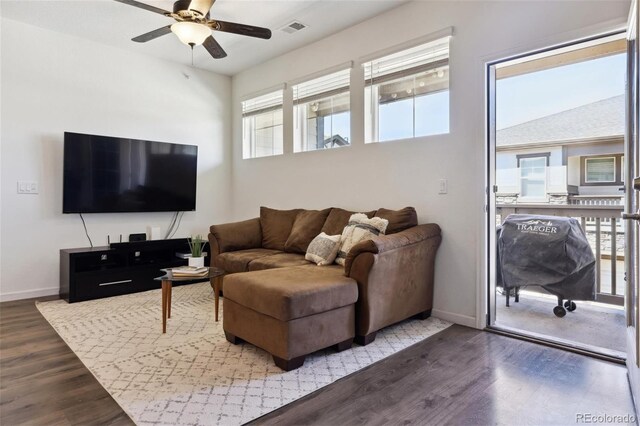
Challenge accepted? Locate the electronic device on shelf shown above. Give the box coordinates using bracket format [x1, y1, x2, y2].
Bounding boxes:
[129, 233, 147, 242]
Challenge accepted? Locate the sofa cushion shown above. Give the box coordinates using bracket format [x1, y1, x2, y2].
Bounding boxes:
[321, 208, 376, 236]
[223, 265, 358, 322]
[375, 207, 418, 234]
[336, 214, 389, 266]
[216, 248, 281, 273]
[260, 207, 302, 251]
[284, 208, 332, 254]
[209, 218, 262, 253]
[248, 253, 311, 271]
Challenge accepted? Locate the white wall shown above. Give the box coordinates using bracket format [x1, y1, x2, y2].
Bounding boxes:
[231, 1, 630, 327]
[0, 18, 232, 301]
[568, 156, 581, 186]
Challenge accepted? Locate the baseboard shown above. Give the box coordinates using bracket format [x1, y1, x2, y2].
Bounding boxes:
[432, 309, 478, 329]
[0, 287, 59, 302]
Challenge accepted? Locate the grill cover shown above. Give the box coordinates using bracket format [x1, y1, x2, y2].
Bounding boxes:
[497, 214, 596, 301]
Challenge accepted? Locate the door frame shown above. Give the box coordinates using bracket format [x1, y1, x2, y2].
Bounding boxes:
[484, 29, 628, 360]
[625, 0, 639, 409]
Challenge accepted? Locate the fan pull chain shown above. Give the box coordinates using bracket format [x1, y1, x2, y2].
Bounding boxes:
[191, 45, 194, 67]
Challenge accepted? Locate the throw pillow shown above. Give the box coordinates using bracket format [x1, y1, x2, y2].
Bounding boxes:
[335, 213, 389, 266]
[284, 208, 332, 254]
[305, 232, 341, 266]
[321, 208, 377, 236]
[375, 207, 418, 234]
[260, 207, 302, 251]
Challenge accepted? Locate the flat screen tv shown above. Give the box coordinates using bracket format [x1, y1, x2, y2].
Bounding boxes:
[63, 132, 198, 213]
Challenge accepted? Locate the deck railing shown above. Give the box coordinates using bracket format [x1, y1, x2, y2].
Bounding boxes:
[496, 203, 625, 306]
[569, 195, 624, 226]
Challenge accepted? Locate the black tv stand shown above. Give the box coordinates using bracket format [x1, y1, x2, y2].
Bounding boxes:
[60, 238, 209, 303]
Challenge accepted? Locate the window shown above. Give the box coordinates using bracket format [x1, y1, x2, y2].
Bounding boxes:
[242, 90, 284, 159]
[585, 157, 616, 183]
[364, 36, 450, 143]
[580, 155, 624, 185]
[518, 155, 548, 199]
[293, 68, 351, 152]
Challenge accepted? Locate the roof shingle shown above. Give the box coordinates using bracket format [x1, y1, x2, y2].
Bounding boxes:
[496, 95, 624, 147]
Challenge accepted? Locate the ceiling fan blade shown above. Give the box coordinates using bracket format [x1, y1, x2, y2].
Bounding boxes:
[132, 25, 173, 43]
[203, 36, 227, 59]
[208, 20, 271, 40]
[113, 0, 171, 16]
[188, 0, 215, 17]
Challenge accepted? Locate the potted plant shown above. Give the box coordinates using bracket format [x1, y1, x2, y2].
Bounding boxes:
[188, 235, 206, 268]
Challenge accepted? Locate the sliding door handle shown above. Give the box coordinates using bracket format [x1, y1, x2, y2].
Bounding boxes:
[623, 213, 640, 221]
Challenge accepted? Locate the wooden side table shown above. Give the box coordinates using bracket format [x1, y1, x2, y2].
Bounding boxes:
[155, 267, 225, 333]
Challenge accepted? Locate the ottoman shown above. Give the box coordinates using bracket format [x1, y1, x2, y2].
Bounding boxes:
[222, 265, 358, 371]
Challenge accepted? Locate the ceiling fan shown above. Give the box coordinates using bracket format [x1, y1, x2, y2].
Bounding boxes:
[114, 0, 272, 59]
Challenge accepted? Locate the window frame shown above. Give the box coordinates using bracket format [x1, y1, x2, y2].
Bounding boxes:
[241, 88, 285, 159]
[516, 153, 550, 200]
[292, 67, 352, 153]
[516, 152, 550, 168]
[362, 34, 451, 144]
[581, 154, 623, 186]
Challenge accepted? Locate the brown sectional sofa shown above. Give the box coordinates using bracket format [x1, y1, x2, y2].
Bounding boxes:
[208, 206, 441, 371]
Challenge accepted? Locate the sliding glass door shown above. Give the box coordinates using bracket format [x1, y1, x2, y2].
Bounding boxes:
[486, 31, 628, 358]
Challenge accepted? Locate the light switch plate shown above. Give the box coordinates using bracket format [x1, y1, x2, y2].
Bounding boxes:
[438, 179, 448, 194]
[17, 181, 38, 194]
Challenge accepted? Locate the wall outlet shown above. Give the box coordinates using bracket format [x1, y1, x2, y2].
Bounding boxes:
[17, 181, 38, 194]
[438, 179, 448, 194]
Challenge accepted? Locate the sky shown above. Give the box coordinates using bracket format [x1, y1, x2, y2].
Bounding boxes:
[496, 53, 626, 130]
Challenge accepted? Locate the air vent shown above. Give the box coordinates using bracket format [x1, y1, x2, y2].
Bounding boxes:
[280, 21, 307, 34]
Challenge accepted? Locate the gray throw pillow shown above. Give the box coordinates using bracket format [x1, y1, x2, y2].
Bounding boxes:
[305, 233, 341, 266]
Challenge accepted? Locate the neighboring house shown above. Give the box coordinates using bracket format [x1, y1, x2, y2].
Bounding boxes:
[496, 95, 624, 204]
[324, 134, 350, 148]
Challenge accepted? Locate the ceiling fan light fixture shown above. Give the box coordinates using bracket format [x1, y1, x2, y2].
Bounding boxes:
[171, 22, 210, 46]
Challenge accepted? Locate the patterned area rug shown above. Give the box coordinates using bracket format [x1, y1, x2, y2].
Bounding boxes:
[37, 282, 451, 425]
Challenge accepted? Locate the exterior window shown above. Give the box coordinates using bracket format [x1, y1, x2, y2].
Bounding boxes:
[293, 68, 351, 152]
[519, 156, 548, 199]
[585, 157, 616, 183]
[364, 36, 450, 143]
[242, 90, 284, 159]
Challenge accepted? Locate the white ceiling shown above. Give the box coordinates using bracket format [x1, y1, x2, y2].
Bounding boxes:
[0, 0, 408, 75]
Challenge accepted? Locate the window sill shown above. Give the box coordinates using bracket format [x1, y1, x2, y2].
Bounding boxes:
[365, 132, 450, 145]
[242, 153, 285, 160]
[293, 144, 352, 155]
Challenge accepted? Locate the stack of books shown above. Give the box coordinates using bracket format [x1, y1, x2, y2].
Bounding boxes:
[171, 266, 209, 278]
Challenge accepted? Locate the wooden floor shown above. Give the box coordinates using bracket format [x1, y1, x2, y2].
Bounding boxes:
[253, 326, 636, 425]
[1, 298, 635, 426]
[0, 297, 133, 426]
